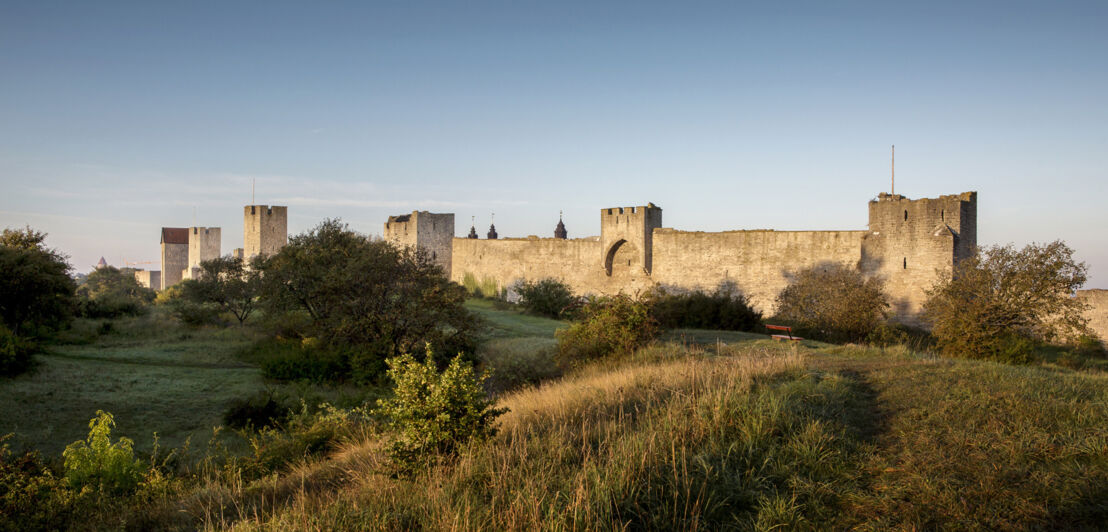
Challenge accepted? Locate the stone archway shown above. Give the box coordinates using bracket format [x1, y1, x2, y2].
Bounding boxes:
[604, 239, 640, 277]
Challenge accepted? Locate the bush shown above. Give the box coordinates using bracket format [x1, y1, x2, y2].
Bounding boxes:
[223, 392, 292, 430]
[0, 441, 71, 532]
[1072, 335, 1107, 359]
[62, 411, 144, 495]
[241, 402, 370, 477]
[479, 337, 562, 394]
[774, 264, 889, 343]
[924, 241, 1090, 361]
[515, 278, 576, 319]
[158, 282, 224, 327]
[0, 324, 38, 377]
[77, 266, 155, 318]
[463, 272, 502, 299]
[247, 338, 353, 384]
[376, 350, 507, 470]
[646, 282, 762, 331]
[556, 294, 659, 365]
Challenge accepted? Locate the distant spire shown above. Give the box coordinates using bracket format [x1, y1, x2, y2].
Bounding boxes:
[468, 216, 478, 239]
[487, 212, 497, 239]
[96, 257, 107, 269]
[554, 210, 567, 239]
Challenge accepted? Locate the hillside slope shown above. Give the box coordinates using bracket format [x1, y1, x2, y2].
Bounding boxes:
[191, 341, 1108, 531]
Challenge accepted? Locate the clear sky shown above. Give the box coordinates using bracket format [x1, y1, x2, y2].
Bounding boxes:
[2, 1, 1106, 287]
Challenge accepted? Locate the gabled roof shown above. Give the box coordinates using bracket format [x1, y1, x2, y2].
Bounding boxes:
[161, 227, 189, 245]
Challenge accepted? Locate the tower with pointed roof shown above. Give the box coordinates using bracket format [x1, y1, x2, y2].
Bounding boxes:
[554, 211, 567, 239]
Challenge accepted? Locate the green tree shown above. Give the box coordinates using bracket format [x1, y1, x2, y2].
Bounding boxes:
[0, 227, 75, 336]
[923, 241, 1089, 362]
[774, 264, 888, 343]
[77, 266, 155, 318]
[258, 219, 479, 378]
[181, 255, 262, 325]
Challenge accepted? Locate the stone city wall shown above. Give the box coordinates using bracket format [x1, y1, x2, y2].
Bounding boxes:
[1077, 289, 1108, 346]
[651, 229, 868, 314]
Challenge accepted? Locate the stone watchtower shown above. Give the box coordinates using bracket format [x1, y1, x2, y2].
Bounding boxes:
[384, 211, 455, 274]
[599, 203, 662, 278]
[861, 191, 977, 321]
[185, 227, 221, 279]
[160, 227, 189, 290]
[244, 205, 288, 259]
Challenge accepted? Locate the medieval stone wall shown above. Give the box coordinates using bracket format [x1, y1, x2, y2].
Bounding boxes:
[134, 270, 161, 291]
[651, 229, 868, 314]
[1077, 289, 1108, 346]
[395, 192, 976, 324]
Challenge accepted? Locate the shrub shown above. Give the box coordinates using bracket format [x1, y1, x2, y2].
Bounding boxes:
[556, 294, 659, 365]
[251, 339, 352, 384]
[479, 337, 562, 394]
[0, 441, 71, 532]
[515, 278, 576, 318]
[223, 392, 292, 430]
[77, 266, 155, 318]
[463, 272, 502, 299]
[158, 281, 224, 327]
[0, 324, 38, 377]
[647, 282, 762, 331]
[924, 241, 1089, 361]
[376, 350, 507, 470]
[774, 264, 888, 343]
[62, 411, 144, 495]
[1072, 335, 1107, 359]
[241, 402, 370, 477]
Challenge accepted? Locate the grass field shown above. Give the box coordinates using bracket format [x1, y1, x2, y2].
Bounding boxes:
[4, 301, 1107, 529]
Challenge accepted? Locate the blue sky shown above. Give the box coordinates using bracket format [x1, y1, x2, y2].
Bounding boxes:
[1, 1, 1106, 286]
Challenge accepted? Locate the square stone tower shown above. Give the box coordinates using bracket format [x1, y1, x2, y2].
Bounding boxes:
[600, 203, 662, 277]
[244, 205, 288, 259]
[160, 227, 189, 290]
[383, 211, 454, 275]
[184, 227, 221, 279]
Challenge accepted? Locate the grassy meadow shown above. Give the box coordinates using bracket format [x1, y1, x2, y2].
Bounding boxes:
[2, 300, 1107, 529]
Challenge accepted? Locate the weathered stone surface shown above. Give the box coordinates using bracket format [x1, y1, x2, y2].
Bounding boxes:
[384, 211, 454, 275]
[390, 191, 979, 323]
[184, 227, 221, 280]
[1077, 289, 1108, 346]
[244, 205, 287, 260]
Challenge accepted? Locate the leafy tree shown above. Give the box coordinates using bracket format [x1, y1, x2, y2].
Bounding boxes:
[77, 266, 155, 318]
[515, 278, 576, 318]
[556, 294, 658, 364]
[774, 264, 888, 343]
[258, 219, 479, 379]
[0, 227, 75, 336]
[180, 255, 262, 325]
[923, 241, 1089, 362]
[376, 349, 506, 470]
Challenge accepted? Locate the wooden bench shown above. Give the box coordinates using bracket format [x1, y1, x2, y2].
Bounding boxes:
[766, 324, 802, 342]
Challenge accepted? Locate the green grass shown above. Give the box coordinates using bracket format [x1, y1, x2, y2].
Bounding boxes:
[465, 298, 566, 339]
[0, 313, 264, 456]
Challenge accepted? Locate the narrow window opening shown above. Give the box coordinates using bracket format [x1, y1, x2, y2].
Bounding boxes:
[941, 209, 945, 221]
[903, 257, 907, 269]
[904, 210, 908, 221]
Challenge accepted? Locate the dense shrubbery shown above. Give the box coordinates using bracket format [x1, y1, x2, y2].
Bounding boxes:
[240, 402, 371, 478]
[257, 220, 479, 382]
[646, 282, 762, 331]
[77, 266, 156, 318]
[178, 256, 262, 325]
[774, 264, 889, 343]
[0, 441, 71, 532]
[515, 278, 577, 319]
[157, 282, 224, 326]
[0, 324, 39, 377]
[924, 241, 1089, 363]
[376, 350, 506, 470]
[223, 392, 292, 430]
[556, 294, 659, 364]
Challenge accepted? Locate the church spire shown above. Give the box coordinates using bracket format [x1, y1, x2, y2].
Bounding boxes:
[554, 210, 567, 239]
